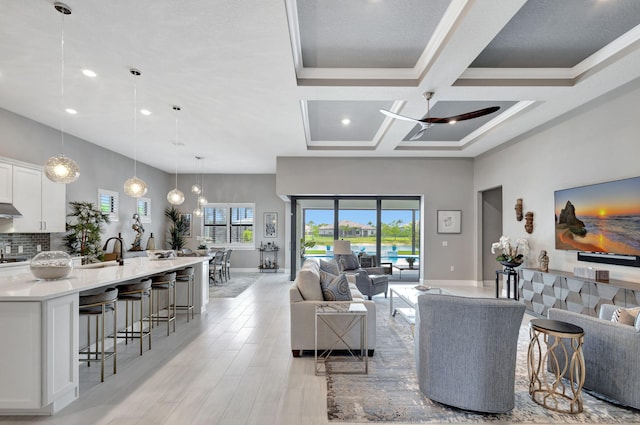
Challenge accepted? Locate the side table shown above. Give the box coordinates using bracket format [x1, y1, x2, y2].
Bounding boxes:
[527, 319, 585, 414]
[315, 303, 368, 376]
[495, 267, 519, 300]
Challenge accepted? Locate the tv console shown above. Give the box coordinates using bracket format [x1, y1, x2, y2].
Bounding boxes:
[519, 268, 640, 318]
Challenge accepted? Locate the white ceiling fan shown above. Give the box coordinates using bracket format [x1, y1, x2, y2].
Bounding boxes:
[380, 92, 501, 140]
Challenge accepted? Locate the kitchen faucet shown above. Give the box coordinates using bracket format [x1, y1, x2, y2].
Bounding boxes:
[103, 233, 124, 266]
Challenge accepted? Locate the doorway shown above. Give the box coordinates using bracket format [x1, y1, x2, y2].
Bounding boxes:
[481, 187, 502, 286]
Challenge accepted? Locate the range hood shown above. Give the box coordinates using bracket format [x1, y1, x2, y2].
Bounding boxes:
[0, 203, 23, 218]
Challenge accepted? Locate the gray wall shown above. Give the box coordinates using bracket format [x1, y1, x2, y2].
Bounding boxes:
[276, 157, 475, 282]
[0, 107, 171, 252]
[474, 78, 640, 284]
[179, 173, 286, 270]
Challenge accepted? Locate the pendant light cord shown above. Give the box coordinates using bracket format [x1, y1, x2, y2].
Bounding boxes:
[133, 76, 138, 177]
[60, 12, 65, 151]
[174, 113, 179, 188]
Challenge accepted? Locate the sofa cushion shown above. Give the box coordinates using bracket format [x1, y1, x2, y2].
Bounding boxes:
[296, 261, 323, 301]
[611, 306, 640, 328]
[337, 253, 360, 271]
[321, 273, 353, 301]
[319, 259, 340, 276]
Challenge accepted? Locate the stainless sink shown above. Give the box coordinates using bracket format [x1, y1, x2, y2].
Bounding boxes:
[0, 257, 28, 264]
[77, 260, 119, 269]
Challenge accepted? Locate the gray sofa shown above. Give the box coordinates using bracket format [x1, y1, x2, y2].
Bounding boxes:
[289, 259, 376, 357]
[548, 305, 640, 410]
[415, 293, 525, 413]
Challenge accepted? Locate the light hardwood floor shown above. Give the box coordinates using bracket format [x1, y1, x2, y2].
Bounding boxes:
[0, 274, 495, 425]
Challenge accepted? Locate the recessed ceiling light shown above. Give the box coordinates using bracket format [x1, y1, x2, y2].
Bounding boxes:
[448, 120, 457, 125]
[341, 118, 351, 126]
[140, 109, 152, 116]
[65, 108, 77, 115]
[81, 69, 97, 78]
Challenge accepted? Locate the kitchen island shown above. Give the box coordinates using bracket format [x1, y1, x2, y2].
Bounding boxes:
[0, 256, 209, 415]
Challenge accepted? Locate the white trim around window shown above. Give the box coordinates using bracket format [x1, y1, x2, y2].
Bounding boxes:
[202, 203, 255, 249]
[98, 188, 119, 222]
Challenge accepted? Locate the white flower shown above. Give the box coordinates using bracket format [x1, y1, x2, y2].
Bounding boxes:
[491, 235, 529, 263]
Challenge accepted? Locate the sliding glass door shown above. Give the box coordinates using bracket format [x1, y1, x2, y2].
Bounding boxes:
[291, 196, 420, 279]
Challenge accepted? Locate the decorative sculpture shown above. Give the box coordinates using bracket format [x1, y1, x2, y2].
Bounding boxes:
[131, 213, 145, 251]
[525, 211, 534, 234]
[515, 198, 523, 221]
[538, 250, 549, 272]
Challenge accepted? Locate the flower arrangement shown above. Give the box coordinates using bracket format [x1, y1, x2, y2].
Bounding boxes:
[491, 236, 529, 264]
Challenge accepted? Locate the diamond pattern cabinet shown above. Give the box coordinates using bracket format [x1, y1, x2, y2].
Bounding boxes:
[519, 269, 640, 317]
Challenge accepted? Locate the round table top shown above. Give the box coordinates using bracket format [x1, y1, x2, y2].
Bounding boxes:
[530, 319, 584, 335]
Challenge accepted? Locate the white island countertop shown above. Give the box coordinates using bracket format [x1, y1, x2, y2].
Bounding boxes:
[0, 256, 209, 301]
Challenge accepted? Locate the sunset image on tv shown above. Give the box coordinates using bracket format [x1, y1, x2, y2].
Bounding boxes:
[555, 176, 640, 256]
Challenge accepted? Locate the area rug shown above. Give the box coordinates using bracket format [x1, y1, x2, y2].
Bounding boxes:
[325, 300, 640, 423]
[209, 272, 262, 298]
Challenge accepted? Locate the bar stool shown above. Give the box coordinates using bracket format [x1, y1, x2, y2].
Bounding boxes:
[79, 287, 118, 382]
[150, 272, 177, 336]
[116, 278, 152, 355]
[175, 267, 195, 322]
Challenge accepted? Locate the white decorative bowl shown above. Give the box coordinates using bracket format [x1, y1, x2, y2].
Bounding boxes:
[30, 251, 73, 280]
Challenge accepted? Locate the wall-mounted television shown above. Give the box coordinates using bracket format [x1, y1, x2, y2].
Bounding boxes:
[555, 176, 640, 259]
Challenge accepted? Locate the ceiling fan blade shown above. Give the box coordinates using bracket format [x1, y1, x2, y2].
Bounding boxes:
[409, 128, 427, 141]
[423, 106, 500, 124]
[379, 109, 421, 123]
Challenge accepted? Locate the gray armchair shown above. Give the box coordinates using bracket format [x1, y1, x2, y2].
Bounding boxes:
[334, 253, 387, 300]
[548, 305, 640, 410]
[415, 294, 525, 413]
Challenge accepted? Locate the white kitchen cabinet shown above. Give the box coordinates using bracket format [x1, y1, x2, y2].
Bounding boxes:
[0, 302, 42, 409]
[41, 174, 66, 232]
[0, 295, 78, 414]
[8, 165, 66, 233]
[0, 162, 12, 203]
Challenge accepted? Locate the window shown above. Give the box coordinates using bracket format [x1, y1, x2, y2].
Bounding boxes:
[98, 189, 118, 222]
[137, 197, 151, 223]
[203, 203, 254, 248]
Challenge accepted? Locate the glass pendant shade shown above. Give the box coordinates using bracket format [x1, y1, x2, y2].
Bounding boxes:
[198, 195, 208, 205]
[193, 207, 203, 217]
[45, 3, 80, 185]
[44, 154, 80, 183]
[167, 188, 185, 205]
[124, 176, 148, 197]
[191, 184, 201, 194]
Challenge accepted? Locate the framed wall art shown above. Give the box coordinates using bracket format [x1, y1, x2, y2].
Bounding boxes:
[437, 210, 461, 234]
[180, 213, 192, 238]
[264, 212, 277, 238]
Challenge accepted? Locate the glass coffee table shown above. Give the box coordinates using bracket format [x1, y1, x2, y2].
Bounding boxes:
[390, 286, 444, 325]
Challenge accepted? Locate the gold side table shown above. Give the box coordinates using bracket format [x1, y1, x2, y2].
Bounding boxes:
[528, 319, 585, 414]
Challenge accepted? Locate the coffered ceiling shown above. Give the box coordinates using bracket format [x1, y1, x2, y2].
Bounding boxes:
[0, 0, 639, 174]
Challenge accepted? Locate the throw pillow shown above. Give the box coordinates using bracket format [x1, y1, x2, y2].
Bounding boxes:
[611, 306, 640, 326]
[337, 253, 360, 271]
[321, 273, 353, 301]
[319, 259, 340, 276]
[296, 261, 323, 301]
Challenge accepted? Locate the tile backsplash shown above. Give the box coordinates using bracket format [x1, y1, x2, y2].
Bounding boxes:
[0, 233, 51, 258]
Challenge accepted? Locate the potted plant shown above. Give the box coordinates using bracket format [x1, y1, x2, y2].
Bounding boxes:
[64, 201, 110, 264]
[300, 238, 317, 264]
[491, 236, 529, 267]
[165, 206, 188, 251]
[406, 256, 416, 269]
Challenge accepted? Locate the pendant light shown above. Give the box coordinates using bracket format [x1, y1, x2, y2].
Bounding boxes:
[44, 2, 80, 184]
[191, 155, 201, 195]
[197, 156, 208, 205]
[193, 156, 204, 217]
[167, 105, 185, 205]
[123, 68, 148, 198]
